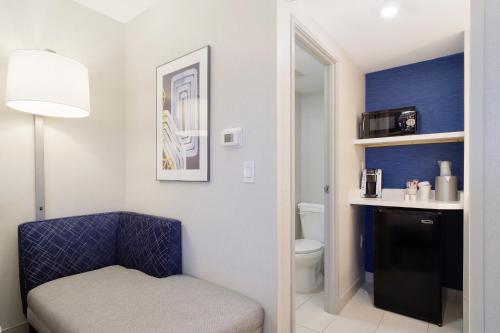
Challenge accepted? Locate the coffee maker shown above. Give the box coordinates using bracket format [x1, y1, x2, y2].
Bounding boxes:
[361, 169, 382, 198]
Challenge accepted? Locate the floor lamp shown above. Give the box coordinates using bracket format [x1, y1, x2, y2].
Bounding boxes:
[5, 49, 90, 220]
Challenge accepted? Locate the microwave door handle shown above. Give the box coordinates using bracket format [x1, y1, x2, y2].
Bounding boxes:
[361, 117, 365, 137]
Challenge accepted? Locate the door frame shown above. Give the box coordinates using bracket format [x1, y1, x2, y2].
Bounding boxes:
[277, 14, 340, 332]
[465, 0, 485, 332]
[294, 22, 339, 315]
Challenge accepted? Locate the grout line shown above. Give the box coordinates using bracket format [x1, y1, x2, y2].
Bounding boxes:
[304, 293, 315, 303]
[295, 293, 320, 311]
[321, 313, 337, 333]
[296, 293, 334, 333]
[3, 321, 28, 332]
[297, 323, 321, 333]
[296, 301, 307, 311]
[373, 311, 385, 333]
[295, 293, 315, 311]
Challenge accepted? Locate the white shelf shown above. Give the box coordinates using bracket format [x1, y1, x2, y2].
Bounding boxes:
[353, 131, 465, 148]
[349, 189, 464, 210]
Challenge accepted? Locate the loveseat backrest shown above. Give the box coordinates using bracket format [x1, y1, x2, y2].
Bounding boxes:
[117, 212, 182, 278]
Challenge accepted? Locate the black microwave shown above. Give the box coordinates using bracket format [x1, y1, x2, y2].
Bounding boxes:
[359, 107, 417, 139]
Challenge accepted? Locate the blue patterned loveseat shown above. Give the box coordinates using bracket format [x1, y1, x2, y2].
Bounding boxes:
[18, 212, 263, 333]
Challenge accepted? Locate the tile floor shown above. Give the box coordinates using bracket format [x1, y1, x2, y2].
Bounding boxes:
[295, 284, 463, 333]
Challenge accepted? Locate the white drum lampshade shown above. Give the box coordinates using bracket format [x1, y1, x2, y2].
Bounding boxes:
[5, 49, 90, 118]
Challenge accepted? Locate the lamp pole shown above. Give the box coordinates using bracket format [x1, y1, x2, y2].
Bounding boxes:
[34, 115, 45, 220]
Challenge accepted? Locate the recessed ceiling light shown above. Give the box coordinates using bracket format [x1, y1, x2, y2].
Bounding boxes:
[380, 5, 399, 19]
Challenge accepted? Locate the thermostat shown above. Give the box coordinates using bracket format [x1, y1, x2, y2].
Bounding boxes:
[222, 127, 242, 147]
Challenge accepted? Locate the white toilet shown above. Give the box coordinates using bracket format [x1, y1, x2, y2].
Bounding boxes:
[295, 202, 324, 293]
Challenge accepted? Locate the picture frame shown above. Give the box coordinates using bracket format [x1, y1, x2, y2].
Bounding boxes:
[156, 46, 210, 181]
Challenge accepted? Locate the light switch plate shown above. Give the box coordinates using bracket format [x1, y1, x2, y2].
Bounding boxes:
[243, 160, 255, 183]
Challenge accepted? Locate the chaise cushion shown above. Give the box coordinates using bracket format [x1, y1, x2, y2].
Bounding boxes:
[27, 265, 264, 333]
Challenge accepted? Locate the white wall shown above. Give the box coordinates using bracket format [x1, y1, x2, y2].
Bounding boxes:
[334, 55, 365, 311]
[297, 93, 325, 205]
[482, 0, 500, 331]
[123, 0, 277, 331]
[0, 0, 125, 331]
[277, 2, 365, 330]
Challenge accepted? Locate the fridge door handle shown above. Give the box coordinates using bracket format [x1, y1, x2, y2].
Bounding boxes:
[420, 219, 434, 225]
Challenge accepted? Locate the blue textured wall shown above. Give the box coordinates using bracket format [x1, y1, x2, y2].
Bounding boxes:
[365, 143, 464, 190]
[366, 53, 464, 133]
[364, 53, 464, 274]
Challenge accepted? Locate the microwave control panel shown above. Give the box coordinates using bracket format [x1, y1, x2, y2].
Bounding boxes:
[398, 111, 417, 132]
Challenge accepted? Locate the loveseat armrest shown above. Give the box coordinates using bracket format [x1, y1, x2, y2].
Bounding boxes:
[117, 212, 182, 278]
[18, 212, 121, 314]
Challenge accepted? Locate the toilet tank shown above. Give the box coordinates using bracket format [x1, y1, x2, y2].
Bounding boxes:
[298, 202, 325, 242]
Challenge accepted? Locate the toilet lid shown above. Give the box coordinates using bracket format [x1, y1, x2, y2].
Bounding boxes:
[295, 239, 323, 254]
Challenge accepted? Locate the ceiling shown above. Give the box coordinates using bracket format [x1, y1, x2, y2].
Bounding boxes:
[71, 0, 158, 23]
[290, 0, 466, 73]
[72, 0, 466, 72]
[295, 44, 324, 95]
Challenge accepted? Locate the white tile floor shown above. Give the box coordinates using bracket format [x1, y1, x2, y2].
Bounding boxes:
[295, 284, 463, 333]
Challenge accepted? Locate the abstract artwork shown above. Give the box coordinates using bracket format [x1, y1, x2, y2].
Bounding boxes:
[156, 46, 210, 181]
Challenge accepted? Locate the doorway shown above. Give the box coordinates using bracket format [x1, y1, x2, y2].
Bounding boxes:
[279, 2, 470, 332]
[291, 23, 339, 326]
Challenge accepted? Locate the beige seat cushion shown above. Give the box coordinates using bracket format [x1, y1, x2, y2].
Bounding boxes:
[27, 265, 263, 333]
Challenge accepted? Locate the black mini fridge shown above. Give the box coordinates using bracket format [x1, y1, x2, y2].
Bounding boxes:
[374, 208, 443, 325]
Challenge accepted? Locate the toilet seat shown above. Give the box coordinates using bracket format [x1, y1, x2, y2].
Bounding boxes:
[295, 239, 323, 254]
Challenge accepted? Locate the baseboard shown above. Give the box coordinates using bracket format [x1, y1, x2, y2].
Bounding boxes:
[3, 322, 29, 333]
[365, 271, 373, 284]
[338, 276, 362, 312]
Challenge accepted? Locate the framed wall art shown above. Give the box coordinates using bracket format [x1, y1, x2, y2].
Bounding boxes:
[156, 46, 210, 181]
